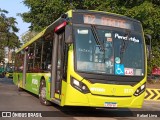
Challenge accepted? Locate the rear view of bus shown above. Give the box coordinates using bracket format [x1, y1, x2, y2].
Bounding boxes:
[13, 10, 146, 108]
[64, 10, 146, 108]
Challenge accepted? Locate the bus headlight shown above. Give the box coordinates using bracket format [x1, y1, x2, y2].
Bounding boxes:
[71, 77, 90, 94]
[134, 83, 146, 96]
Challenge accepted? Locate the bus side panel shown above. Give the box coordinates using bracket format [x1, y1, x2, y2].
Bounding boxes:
[13, 72, 18, 85]
[24, 73, 39, 95]
[60, 80, 68, 106]
[24, 73, 50, 98]
[45, 74, 51, 100]
[13, 72, 23, 88]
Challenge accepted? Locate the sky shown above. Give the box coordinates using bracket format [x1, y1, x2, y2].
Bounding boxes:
[0, 0, 30, 39]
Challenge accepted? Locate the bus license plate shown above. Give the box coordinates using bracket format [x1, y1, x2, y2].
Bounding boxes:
[104, 102, 117, 107]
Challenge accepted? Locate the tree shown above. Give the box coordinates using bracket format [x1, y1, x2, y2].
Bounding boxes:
[148, 46, 160, 74]
[0, 8, 21, 63]
[0, 8, 20, 49]
[0, 49, 5, 63]
[20, 0, 71, 31]
[21, 31, 38, 44]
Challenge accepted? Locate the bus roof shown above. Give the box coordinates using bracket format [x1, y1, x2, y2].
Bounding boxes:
[16, 10, 72, 53]
[16, 18, 63, 53]
[16, 10, 139, 53]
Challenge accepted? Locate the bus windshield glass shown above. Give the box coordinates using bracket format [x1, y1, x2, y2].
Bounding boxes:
[74, 25, 144, 76]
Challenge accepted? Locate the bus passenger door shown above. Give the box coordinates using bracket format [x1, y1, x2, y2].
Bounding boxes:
[22, 49, 28, 88]
[51, 30, 65, 101]
[56, 32, 65, 98]
[57, 32, 65, 99]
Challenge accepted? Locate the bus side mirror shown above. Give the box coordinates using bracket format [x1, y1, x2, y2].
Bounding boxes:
[65, 25, 73, 44]
[25, 47, 29, 52]
[145, 34, 152, 60]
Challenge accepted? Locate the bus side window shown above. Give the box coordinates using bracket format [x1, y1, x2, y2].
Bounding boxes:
[27, 44, 34, 72]
[34, 40, 42, 72]
[42, 38, 53, 71]
[15, 53, 24, 72]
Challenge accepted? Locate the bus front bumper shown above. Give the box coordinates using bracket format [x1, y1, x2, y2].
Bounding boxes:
[63, 85, 145, 108]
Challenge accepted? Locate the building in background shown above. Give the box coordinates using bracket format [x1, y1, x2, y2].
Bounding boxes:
[4, 47, 15, 64]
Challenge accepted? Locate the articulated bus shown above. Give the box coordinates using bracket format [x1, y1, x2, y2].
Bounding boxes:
[13, 10, 146, 108]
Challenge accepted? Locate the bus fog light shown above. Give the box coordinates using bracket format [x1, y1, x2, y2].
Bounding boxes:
[82, 85, 86, 90]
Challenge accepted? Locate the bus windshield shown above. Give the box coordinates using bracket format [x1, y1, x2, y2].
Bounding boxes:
[74, 25, 144, 76]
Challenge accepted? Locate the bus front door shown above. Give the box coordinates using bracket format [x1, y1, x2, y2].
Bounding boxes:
[51, 31, 65, 103]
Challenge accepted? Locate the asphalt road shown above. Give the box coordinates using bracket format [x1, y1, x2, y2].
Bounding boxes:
[0, 77, 160, 120]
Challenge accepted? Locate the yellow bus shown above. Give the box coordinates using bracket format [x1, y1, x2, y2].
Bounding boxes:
[13, 10, 146, 108]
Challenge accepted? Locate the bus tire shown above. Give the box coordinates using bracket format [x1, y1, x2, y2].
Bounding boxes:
[39, 80, 51, 106]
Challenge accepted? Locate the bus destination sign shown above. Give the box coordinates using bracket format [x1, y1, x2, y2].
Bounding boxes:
[83, 14, 132, 29]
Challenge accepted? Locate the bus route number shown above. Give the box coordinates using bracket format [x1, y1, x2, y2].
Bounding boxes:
[84, 15, 96, 24]
[84, 14, 129, 29]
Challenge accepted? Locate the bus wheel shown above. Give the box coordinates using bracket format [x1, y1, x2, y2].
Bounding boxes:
[39, 80, 51, 106]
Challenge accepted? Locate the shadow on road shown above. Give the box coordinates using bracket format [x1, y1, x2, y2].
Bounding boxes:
[18, 88, 134, 117]
[0, 78, 14, 85]
[49, 103, 133, 117]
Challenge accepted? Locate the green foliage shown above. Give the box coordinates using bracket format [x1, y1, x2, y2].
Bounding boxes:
[0, 49, 5, 63]
[0, 8, 21, 63]
[148, 46, 160, 74]
[21, 0, 70, 31]
[0, 8, 20, 49]
[21, 31, 38, 44]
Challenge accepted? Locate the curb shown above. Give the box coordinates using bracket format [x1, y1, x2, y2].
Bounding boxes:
[145, 88, 160, 101]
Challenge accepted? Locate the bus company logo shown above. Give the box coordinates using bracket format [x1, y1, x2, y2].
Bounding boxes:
[115, 33, 140, 43]
[90, 87, 105, 92]
[32, 79, 38, 85]
[111, 88, 116, 94]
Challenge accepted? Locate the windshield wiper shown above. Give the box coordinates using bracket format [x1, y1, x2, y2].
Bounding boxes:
[91, 25, 105, 51]
[120, 30, 131, 63]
